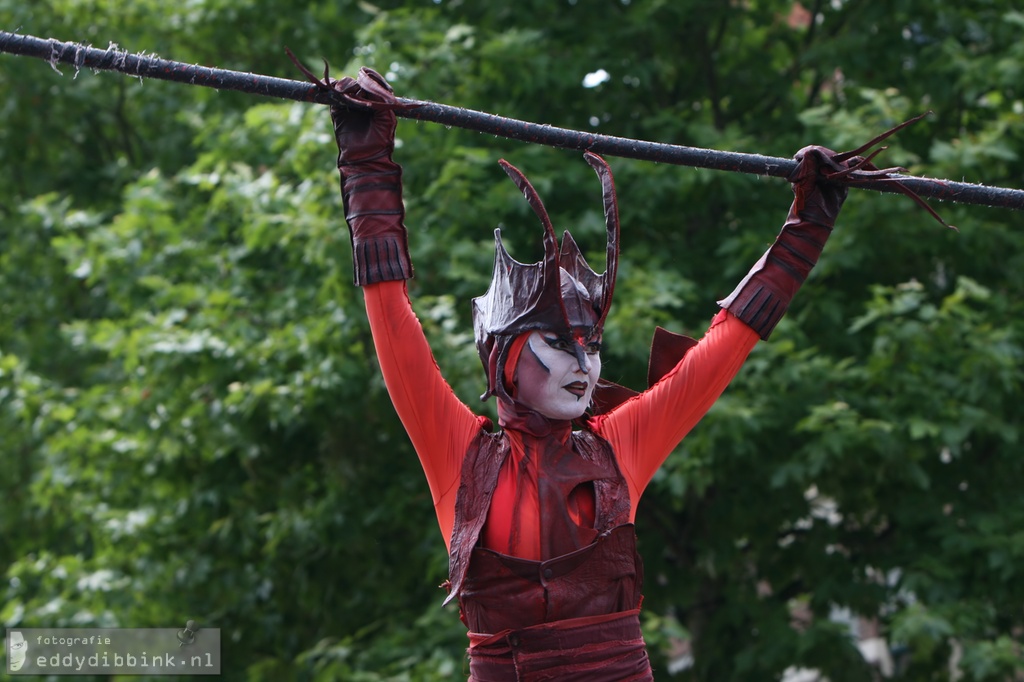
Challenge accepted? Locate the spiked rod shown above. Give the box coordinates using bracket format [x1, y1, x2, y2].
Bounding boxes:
[2, 30, 1022, 212]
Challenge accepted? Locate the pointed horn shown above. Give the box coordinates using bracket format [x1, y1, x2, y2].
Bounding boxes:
[583, 152, 620, 328]
[497, 157, 566, 316]
[498, 159, 559, 249]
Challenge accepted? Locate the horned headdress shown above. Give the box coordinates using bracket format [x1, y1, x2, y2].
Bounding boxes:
[472, 152, 620, 402]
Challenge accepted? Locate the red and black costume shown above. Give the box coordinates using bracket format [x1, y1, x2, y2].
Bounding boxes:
[367, 277, 757, 679]
[317, 67, 853, 680]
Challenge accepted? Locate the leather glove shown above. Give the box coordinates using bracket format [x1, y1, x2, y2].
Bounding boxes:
[718, 111, 954, 339]
[718, 145, 853, 339]
[328, 67, 412, 285]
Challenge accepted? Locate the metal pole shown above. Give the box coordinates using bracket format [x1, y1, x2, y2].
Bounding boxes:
[2, 30, 1022, 211]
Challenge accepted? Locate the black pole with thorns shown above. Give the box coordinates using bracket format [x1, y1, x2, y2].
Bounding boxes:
[2, 30, 1022, 215]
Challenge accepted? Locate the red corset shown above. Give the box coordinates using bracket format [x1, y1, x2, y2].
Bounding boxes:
[459, 524, 643, 634]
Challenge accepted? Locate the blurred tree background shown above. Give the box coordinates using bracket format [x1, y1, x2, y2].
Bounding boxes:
[2, 1, 1022, 680]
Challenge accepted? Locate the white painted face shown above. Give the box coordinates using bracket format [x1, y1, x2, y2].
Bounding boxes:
[515, 330, 602, 420]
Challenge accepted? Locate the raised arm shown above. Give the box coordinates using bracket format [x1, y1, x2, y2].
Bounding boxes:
[594, 310, 758, 512]
[362, 281, 481, 545]
[323, 67, 480, 542]
[596, 145, 854, 509]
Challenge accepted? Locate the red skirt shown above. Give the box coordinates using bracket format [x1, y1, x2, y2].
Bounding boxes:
[466, 608, 654, 681]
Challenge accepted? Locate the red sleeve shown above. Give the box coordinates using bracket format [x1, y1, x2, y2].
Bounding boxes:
[591, 310, 759, 518]
[362, 281, 483, 548]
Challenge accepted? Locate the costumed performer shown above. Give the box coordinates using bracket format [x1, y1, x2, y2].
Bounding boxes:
[316, 67, 858, 681]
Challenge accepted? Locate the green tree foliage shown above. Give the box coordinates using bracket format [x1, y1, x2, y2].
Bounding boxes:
[2, 1, 1022, 679]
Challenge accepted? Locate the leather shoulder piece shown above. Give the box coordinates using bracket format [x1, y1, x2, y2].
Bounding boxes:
[589, 326, 698, 415]
[647, 326, 699, 387]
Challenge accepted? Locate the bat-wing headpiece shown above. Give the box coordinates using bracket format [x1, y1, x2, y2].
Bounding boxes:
[473, 152, 620, 402]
